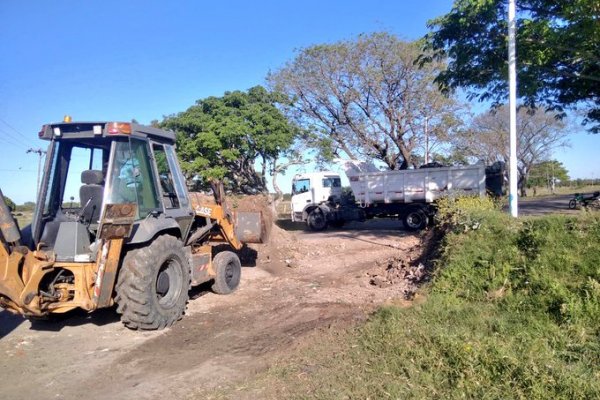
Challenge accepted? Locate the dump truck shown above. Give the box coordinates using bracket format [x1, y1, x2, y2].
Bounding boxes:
[291, 161, 487, 231]
[0, 120, 266, 330]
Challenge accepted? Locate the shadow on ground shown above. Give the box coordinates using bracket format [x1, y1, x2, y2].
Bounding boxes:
[27, 307, 121, 332]
[0, 310, 25, 338]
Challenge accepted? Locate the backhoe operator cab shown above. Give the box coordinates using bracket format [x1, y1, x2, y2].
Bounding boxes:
[33, 121, 192, 260]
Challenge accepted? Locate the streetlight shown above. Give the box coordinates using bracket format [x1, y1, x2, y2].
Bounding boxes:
[508, 0, 518, 217]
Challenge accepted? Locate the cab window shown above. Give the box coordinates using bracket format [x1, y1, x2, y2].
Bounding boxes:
[164, 145, 189, 207]
[292, 179, 310, 194]
[152, 143, 180, 209]
[106, 139, 160, 219]
[322, 177, 341, 188]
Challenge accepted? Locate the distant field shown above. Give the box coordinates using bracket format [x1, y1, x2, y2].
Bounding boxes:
[13, 211, 33, 228]
[526, 184, 600, 197]
[276, 200, 291, 219]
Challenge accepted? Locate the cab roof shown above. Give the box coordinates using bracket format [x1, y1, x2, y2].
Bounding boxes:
[293, 171, 340, 180]
[38, 121, 176, 144]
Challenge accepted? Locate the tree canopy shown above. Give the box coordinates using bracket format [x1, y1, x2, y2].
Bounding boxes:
[424, 0, 600, 132]
[4, 195, 16, 211]
[528, 160, 569, 188]
[454, 105, 570, 196]
[269, 32, 463, 170]
[162, 86, 298, 193]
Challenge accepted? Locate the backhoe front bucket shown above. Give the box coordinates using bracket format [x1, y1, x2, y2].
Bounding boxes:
[234, 211, 268, 244]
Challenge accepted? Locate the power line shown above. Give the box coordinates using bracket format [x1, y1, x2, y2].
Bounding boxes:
[0, 135, 28, 150]
[0, 117, 32, 143]
[0, 127, 30, 149]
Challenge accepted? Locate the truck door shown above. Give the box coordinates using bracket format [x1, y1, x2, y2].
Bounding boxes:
[291, 178, 311, 222]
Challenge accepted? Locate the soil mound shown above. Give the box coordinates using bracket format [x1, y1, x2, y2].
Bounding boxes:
[189, 193, 305, 275]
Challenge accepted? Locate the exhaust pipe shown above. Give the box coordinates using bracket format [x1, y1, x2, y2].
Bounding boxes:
[0, 188, 21, 245]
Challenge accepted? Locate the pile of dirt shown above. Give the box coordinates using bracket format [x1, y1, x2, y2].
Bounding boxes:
[189, 192, 306, 275]
[189, 192, 274, 242]
[228, 194, 274, 242]
[231, 196, 311, 275]
[367, 257, 427, 299]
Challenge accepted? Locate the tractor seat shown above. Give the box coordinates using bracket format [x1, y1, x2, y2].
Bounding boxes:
[80, 170, 104, 226]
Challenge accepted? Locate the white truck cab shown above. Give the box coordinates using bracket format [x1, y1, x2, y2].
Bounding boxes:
[291, 172, 342, 222]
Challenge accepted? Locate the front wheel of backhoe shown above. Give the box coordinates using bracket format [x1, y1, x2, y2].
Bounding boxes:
[211, 251, 241, 295]
[115, 235, 190, 330]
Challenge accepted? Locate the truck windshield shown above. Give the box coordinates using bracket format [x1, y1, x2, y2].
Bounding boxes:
[322, 177, 341, 188]
[292, 179, 310, 194]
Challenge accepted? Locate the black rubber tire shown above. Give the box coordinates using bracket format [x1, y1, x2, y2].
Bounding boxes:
[115, 235, 190, 330]
[403, 209, 429, 231]
[211, 251, 242, 294]
[568, 199, 577, 209]
[307, 208, 327, 231]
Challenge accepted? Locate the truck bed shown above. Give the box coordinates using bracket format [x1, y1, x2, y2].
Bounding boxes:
[344, 164, 486, 205]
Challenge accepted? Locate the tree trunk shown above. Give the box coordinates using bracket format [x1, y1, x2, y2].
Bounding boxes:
[272, 169, 283, 201]
[269, 168, 283, 218]
[397, 142, 412, 170]
[518, 175, 528, 197]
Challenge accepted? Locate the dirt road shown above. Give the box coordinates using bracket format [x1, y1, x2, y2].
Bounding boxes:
[0, 220, 422, 400]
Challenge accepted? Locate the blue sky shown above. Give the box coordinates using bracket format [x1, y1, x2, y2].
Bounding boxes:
[0, 0, 597, 203]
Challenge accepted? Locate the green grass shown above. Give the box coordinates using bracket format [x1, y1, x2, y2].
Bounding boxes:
[13, 211, 33, 228]
[526, 184, 600, 198]
[240, 199, 600, 399]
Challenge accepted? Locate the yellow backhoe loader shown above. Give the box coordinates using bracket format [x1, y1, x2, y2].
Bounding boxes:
[0, 120, 266, 330]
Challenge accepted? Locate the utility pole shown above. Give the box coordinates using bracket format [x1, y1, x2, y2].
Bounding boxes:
[508, 0, 518, 217]
[424, 116, 430, 165]
[27, 148, 46, 200]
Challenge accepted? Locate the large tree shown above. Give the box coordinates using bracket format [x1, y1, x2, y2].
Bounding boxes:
[3, 195, 16, 211]
[455, 105, 570, 196]
[268, 32, 463, 170]
[527, 160, 569, 190]
[162, 86, 298, 194]
[424, 0, 600, 132]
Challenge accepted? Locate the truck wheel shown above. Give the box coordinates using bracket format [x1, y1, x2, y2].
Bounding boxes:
[307, 209, 327, 231]
[403, 209, 429, 231]
[115, 235, 190, 330]
[211, 251, 241, 294]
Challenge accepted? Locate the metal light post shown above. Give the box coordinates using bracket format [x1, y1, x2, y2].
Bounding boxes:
[424, 116, 430, 165]
[508, 0, 518, 217]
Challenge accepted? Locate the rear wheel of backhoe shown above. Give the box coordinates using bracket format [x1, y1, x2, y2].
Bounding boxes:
[211, 251, 242, 295]
[115, 235, 190, 330]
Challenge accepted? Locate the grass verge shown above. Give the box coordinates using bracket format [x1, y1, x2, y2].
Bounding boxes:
[226, 199, 600, 399]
